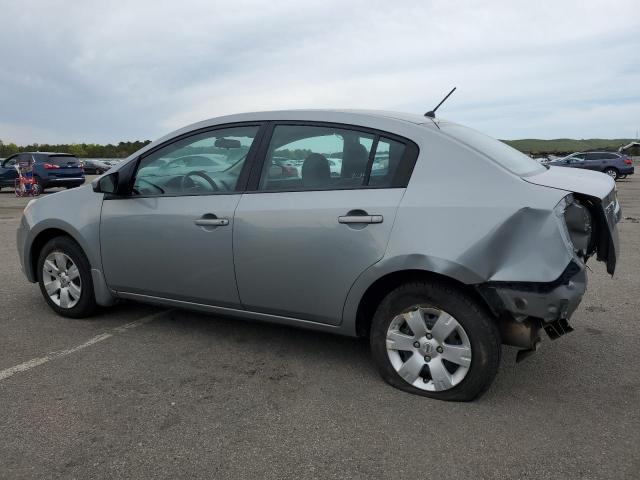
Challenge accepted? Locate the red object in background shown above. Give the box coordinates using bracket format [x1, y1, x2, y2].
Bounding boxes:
[623, 158, 633, 165]
[43, 163, 61, 169]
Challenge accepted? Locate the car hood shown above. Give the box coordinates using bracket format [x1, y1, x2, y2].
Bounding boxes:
[523, 165, 614, 199]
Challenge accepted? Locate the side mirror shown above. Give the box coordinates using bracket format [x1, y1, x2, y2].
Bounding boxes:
[92, 172, 118, 194]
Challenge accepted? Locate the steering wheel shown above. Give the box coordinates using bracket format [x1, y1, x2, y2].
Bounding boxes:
[180, 170, 219, 192]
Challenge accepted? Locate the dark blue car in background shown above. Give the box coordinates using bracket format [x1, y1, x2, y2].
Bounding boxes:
[0, 152, 85, 193]
[548, 151, 634, 180]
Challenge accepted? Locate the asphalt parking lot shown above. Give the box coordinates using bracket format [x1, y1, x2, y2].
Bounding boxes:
[1, 175, 639, 479]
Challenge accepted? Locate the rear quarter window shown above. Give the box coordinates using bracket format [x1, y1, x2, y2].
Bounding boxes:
[442, 124, 545, 176]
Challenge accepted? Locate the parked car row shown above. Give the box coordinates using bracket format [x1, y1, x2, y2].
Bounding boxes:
[542, 152, 634, 180]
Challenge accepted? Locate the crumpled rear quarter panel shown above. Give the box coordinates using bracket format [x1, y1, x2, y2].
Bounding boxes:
[386, 130, 571, 284]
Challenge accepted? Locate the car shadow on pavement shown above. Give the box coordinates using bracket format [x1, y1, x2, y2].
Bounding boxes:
[94, 301, 539, 402]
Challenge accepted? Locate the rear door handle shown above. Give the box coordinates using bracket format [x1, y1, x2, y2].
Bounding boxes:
[195, 218, 229, 227]
[338, 215, 383, 224]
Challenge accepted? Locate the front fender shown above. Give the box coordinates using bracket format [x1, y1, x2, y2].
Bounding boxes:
[22, 218, 97, 281]
[17, 185, 115, 306]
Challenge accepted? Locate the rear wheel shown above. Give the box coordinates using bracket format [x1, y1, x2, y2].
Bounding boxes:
[370, 281, 501, 401]
[37, 236, 97, 318]
[604, 167, 619, 180]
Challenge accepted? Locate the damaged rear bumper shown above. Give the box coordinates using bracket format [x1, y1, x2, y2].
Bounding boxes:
[476, 261, 587, 360]
[477, 261, 587, 323]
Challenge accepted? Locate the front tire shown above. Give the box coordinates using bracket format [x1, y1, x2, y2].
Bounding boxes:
[37, 236, 97, 318]
[370, 281, 501, 401]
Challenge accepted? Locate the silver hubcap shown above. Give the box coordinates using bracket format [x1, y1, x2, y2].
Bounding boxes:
[606, 170, 616, 178]
[42, 252, 81, 309]
[386, 307, 472, 392]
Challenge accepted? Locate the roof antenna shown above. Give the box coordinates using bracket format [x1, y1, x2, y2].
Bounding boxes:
[425, 87, 456, 118]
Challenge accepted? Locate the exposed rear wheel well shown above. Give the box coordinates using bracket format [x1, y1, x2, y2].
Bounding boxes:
[354, 269, 495, 337]
[29, 229, 74, 279]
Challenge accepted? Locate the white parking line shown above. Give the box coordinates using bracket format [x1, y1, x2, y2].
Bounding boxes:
[0, 310, 169, 382]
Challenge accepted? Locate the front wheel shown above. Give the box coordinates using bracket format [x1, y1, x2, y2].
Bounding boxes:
[37, 236, 97, 318]
[370, 281, 501, 401]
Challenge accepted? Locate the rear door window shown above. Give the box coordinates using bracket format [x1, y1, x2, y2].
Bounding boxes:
[257, 124, 418, 191]
[48, 155, 80, 167]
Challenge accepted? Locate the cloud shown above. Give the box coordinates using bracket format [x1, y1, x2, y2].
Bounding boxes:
[0, 0, 638, 144]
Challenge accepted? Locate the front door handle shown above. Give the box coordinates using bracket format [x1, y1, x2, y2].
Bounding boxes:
[338, 214, 383, 224]
[195, 218, 229, 227]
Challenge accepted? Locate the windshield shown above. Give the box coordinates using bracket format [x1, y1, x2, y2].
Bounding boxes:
[442, 124, 545, 176]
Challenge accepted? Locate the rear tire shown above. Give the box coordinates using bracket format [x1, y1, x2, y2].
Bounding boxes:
[370, 280, 501, 401]
[37, 236, 97, 318]
[604, 167, 619, 180]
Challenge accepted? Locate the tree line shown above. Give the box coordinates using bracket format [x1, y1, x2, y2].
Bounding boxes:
[0, 140, 152, 158]
[1, 137, 637, 160]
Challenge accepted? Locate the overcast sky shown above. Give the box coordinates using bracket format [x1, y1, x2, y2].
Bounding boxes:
[1, 0, 638, 144]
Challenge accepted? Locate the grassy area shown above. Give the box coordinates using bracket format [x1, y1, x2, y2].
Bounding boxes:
[502, 138, 636, 156]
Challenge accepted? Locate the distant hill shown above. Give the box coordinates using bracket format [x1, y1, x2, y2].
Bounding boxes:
[501, 138, 635, 156]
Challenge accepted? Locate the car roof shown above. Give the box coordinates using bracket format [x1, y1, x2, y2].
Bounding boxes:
[168, 109, 445, 138]
[120, 109, 454, 164]
[205, 109, 436, 125]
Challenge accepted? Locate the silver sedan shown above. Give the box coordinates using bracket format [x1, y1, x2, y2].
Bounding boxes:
[17, 109, 620, 401]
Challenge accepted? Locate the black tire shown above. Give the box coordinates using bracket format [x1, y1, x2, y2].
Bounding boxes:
[34, 176, 45, 194]
[603, 167, 619, 180]
[37, 236, 97, 318]
[619, 175, 627, 179]
[370, 280, 501, 401]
